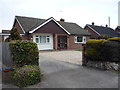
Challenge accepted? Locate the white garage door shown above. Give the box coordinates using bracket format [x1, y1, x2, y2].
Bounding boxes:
[33, 34, 53, 50]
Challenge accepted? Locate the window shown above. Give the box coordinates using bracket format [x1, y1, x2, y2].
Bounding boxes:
[83, 36, 86, 43]
[35, 36, 39, 43]
[46, 36, 50, 43]
[35, 35, 50, 44]
[74, 36, 86, 43]
[40, 36, 46, 43]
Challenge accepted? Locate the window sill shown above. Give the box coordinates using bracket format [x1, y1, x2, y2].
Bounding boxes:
[74, 42, 86, 44]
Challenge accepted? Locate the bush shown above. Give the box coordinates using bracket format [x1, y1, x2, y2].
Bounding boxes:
[9, 41, 39, 67]
[5, 27, 22, 42]
[86, 39, 120, 62]
[105, 40, 120, 62]
[12, 65, 42, 87]
[86, 39, 108, 61]
[108, 37, 120, 41]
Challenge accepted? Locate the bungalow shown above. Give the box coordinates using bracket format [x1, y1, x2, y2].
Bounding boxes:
[84, 23, 120, 39]
[1, 16, 91, 50]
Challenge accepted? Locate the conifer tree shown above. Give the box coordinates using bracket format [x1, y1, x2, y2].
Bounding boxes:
[5, 27, 22, 42]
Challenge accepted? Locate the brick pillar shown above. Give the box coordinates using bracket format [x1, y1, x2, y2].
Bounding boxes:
[67, 35, 69, 49]
[54, 34, 58, 50]
[82, 44, 87, 66]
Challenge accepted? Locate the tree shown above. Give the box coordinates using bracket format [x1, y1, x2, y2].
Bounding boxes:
[5, 27, 22, 42]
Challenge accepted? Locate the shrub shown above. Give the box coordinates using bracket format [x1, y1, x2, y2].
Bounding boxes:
[5, 37, 12, 42]
[86, 39, 108, 61]
[12, 65, 42, 87]
[86, 39, 120, 62]
[5, 27, 22, 42]
[105, 40, 120, 62]
[108, 37, 120, 41]
[9, 41, 39, 67]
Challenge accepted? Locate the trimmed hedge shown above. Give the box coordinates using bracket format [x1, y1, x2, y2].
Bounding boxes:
[12, 65, 42, 87]
[86, 39, 120, 62]
[9, 41, 39, 67]
[108, 37, 120, 41]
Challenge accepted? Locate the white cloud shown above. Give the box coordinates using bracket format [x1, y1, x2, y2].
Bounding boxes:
[0, 0, 119, 32]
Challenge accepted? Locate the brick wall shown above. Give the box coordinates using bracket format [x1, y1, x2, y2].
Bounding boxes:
[13, 20, 24, 34]
[68, 35, 90, 49]
[85, 26, 99, 39]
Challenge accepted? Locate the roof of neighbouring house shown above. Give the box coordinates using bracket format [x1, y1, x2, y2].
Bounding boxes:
[2, 30, 10, 34]
[15, 16, 91, 35]
[85, 24, 120, 37]
[115, 26, 120, 30]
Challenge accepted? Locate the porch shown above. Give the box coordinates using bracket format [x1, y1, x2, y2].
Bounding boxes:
[33, 33, 69, 50]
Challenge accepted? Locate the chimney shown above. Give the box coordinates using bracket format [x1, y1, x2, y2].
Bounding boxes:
[108, 17, 110, 27]
[106, 24, 108, 27]
[92, 22, 94, 25]
[60, 18, 65, 22]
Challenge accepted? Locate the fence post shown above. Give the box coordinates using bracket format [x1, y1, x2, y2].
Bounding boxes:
[82, 44, 87, 66]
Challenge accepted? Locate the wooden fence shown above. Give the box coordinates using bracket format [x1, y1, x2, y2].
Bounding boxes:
[0, 42, 12, 69]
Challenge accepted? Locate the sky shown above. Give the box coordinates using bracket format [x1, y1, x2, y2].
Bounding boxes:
[0, 0, 119, 32]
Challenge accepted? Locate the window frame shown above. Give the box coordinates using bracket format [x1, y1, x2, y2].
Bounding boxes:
[35, 35, 51, 44]
[46, 36, 50, 43]
[40, 36, 46, 43]
[35, 35, 39, 44]
[74, 36, 86, 43]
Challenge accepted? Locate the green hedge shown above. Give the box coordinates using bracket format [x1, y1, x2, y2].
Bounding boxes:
[86, 39, 120, 62]
[9, 41, 39, 67]
[108, 37, 120, 41]
[12, 65, 42, 87]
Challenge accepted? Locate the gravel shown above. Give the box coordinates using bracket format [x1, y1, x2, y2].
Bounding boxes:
[39, 50, 82, 65]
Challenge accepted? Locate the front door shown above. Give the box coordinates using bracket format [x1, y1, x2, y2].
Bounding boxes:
[58, 36, 67, 49]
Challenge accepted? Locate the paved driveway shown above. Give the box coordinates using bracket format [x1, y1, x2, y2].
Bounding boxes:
[40, 51, 82, 65]
[26, 51, 118, 88]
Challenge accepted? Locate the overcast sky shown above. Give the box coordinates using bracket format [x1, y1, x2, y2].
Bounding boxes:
[0, 0, 119, 32]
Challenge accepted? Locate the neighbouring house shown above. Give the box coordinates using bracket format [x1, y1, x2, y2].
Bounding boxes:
[1, 16, 90, 50]
[0, 29, 24, 42]
[115, 26, 120, 33]
[0, 30, 10, 42]
[84, 23, 120, 39]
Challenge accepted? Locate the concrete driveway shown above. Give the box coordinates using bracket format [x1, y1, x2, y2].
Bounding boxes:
[26, 51, 118, 88]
